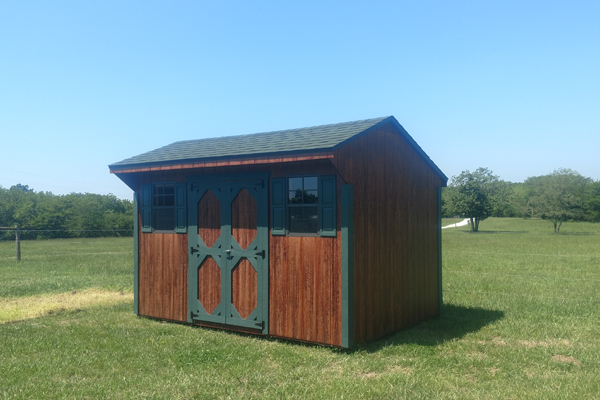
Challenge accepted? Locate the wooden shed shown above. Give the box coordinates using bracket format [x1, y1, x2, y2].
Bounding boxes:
[109, 116, 447, 348]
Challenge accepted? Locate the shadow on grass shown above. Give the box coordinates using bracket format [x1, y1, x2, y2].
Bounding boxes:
[349, 304, 504, 353]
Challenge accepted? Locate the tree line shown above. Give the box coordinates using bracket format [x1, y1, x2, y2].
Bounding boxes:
[442, 168, 600, 233]
[0, 184, 133, 239]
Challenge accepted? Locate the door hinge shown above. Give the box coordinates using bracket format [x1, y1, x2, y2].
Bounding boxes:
[191, 247, 199, 254]
[255, 320, 265, 329]
[255, 250, 265, 259]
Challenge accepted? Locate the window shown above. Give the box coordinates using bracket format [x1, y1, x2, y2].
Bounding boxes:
[140, 183, 186, 233]
[153, 184, 176, 231]
[271, 175, 336, 237]
[288, 176, 319, 234]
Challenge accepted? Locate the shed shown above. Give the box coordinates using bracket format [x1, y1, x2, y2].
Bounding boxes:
[109, 116, 447, 348]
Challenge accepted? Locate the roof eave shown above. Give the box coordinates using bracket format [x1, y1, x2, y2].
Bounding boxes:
[109, 148, 336, 174]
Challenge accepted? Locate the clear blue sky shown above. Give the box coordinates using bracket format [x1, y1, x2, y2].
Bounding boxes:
[1, 1, 599, 200]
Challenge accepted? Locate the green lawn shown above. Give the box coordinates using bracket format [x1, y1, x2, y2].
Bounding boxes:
[1, 220, 599, 399]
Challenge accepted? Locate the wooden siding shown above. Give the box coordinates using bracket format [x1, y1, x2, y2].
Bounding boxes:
[138, 229, 188, 322]
[197, 256, 221, 315]
[231, 258, 258, 319]
[332, 124, 444, 344]
[134, 161, 343, 345]
[268, 161, 343, 347]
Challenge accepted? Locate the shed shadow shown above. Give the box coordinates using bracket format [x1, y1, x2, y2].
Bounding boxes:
[348, 304, 504, 353]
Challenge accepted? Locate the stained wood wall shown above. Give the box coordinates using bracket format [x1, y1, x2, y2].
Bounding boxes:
[333, 124, 444, 344]
[268, 161, 343, 347]
[138, 227, 189, 322]
[132, 161, 343, 346]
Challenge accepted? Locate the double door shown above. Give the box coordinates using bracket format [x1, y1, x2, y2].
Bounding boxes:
[187, 173, 269, 333]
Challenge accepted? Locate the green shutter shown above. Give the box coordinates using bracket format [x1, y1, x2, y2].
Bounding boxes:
[141, 184, 152, 233]
[320, 175, 336, 237]
[175, 182, 187, 233]
[271, 177, 286, 235]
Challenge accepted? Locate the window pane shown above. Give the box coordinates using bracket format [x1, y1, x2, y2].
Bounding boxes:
[289, 190, 303, 204]
[155, 185, 164, 195]
[304, 206, 318, 233]
[304, 190, 318, 204]
[154, 195, 164, 207]
[154, 208, 175, 231]
[304, 177, 318, 190]
[289, 177, 303, 192]
[164, 184, 175, 195]
[289, 208, 304, 233]
[164, 194, 175, 207]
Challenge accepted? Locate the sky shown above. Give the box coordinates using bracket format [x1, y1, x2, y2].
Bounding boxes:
[1, 1, 599, 200]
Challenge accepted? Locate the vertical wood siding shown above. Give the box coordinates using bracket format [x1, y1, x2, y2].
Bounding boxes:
[138, 229, 189, 322]
[135, 162, 343, 345]
[268, 161, 343, 347]
[333, 125, 444, 344]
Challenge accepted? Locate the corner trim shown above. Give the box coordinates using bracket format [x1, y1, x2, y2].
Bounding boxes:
[437, 187, 443, 314]
[133, 191, 139, 315]
[341, 184, 354, 348]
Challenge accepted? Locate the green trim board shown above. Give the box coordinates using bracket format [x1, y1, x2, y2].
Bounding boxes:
[133, 191, 139, 315]
[341, 184, 354, 348]
[437, 186, 443, 314]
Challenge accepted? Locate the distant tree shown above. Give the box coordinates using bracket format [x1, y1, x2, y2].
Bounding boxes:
[526, 169, 591, 233]
[582, 181, 600, 223]
[509, 182, 535, 219]
[489, 180, 519, 217]
[10, 183, 34, 192]
[444, 167, 499, 232]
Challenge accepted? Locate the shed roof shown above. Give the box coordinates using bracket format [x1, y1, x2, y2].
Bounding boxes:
[109, 116, 447, 182]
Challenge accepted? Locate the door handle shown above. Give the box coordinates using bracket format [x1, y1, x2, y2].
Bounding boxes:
[224, 249, 232, 253]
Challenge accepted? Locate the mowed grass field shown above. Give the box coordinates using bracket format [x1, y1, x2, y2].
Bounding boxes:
[0, 219, 599, 399]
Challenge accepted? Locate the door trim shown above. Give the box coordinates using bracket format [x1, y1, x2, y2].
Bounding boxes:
[187, 172, 270, 334]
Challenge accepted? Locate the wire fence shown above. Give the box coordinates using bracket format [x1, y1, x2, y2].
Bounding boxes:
[0, 228, 133, 240]
[0, 228, 134, 262]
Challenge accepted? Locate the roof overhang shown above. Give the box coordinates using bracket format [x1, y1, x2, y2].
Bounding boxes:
[109, 150, 334, 174]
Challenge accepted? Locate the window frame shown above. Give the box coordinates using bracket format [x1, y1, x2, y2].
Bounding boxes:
[270, 174, 337, 238]
[286, 175, 320, 237]
[152, 183, 177, 233]
[141, 182, 187, 234]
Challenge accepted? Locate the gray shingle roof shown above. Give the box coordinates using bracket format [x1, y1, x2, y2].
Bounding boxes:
[109, 116, 390, 169]
[108, 116, 447, 182]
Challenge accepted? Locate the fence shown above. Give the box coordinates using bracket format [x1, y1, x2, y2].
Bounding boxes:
[0, 227, 133, 262]
[0, 226, 21, 262]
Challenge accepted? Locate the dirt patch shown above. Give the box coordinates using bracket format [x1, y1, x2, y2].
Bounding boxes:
[355, 365, 412, 379]
[519, 339, 571, 348]
[0, 289, 133, 323]
[551, 355, 581, 366]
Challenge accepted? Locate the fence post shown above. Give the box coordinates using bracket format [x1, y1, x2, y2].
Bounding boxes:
[15, 225, 21, 262]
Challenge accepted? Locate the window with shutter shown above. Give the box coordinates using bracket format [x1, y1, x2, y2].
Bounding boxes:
[140, 182, 187, 233]
[271, 175, 336, 237]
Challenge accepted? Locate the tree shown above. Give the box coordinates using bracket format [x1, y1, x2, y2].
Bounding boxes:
[525, 169, 590, 233]
[582, 181, 600, 222]
[444, 167, 499, 232]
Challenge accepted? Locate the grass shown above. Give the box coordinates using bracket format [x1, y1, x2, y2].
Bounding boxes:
[1, 220, 599, 399]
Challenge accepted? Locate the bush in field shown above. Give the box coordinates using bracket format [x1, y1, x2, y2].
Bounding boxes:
[0, 185, 133, 239]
